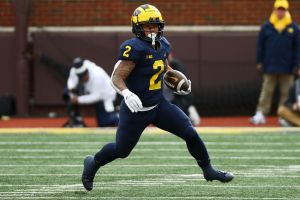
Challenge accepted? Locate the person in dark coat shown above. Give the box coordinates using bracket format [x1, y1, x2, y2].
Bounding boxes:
[250, 0, 300, 125]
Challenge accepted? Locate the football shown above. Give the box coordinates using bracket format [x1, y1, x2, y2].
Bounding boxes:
[163, 70, 189, 92]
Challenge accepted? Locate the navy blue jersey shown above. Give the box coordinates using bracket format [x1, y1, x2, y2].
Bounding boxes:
[118, 37, 171, 107]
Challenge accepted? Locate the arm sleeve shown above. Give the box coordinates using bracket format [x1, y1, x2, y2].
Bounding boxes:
[77, 93, 101, 104]
[161, 37, 171, 55]
[67, 68, 79, 90]
[256, 26, 265, 64]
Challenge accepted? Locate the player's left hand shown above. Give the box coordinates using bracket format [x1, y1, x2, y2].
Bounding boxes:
[174, 80, 191, 95]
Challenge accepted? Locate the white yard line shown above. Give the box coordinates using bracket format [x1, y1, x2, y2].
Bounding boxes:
[1, 155, 299, 160]
[0, 141, 299, 146]
[0, 197, 295, 200]
[0, 192, 62, 194]
[0, 173, 299, 199]
[1, 164, 296, 167]
[0, 148, 299, 153]
[0, 184, 299, 189]
[0, 173, 299, 178]
[0, 184, 82, 187]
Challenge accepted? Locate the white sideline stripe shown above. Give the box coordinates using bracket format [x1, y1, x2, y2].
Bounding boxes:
[0, 148, 299, 153]
[0, 141, 299, 145]
[0, 127, 299, 135]
[1, 155, 299, 160]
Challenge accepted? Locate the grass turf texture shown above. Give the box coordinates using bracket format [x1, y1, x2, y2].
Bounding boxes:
[0, 128, 299, 199]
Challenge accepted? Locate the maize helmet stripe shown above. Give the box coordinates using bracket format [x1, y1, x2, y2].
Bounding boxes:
[131, 4, 165, 42]
[131, 4, 163, 24]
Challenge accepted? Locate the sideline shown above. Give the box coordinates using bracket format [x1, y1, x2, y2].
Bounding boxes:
[0, 127, 298, 134]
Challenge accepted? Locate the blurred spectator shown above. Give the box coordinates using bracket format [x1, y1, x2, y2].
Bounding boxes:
[250, 0, 300, 125]
[278, 68, 300, 127]
[163, 52, 201, 126]
[63, 58, 119, 127]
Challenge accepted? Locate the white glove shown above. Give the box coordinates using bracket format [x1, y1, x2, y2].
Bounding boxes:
[122, 89, 143, 113]
[174, 80, 191, 95]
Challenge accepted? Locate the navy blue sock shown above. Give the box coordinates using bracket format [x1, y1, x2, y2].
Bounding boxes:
[94, 143, 118, 166]
[185, 132, 210, 168]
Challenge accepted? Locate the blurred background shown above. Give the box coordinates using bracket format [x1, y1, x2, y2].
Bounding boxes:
[0, 0, 300, 118]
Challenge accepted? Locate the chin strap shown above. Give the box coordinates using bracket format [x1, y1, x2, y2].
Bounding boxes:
[148, 33, 157, 47]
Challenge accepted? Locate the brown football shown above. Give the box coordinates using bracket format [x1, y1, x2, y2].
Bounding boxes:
[163, 70, 189, 92]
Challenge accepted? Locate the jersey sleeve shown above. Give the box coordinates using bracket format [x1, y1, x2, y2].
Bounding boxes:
[161, 37, 171, 55]
[117, 40, 140, 63]
[77, 69, 102, 104]
[67, 68, 79, 90]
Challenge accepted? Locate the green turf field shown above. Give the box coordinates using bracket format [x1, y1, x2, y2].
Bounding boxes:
[0, 128, 299, 200]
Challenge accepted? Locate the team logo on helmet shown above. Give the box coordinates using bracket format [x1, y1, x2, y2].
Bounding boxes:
[131, 4, 165, 43]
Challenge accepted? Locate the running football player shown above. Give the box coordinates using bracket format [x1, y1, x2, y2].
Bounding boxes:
[82, 4, 234, 191]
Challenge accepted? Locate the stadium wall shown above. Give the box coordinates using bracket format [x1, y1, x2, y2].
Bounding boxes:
[1, 0, 300, 26]
[0, 29, 262, 116]
[1, 0, 295, 116]
[28, 30, 260, 116]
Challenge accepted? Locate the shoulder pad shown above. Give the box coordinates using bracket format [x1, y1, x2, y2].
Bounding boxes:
[160, 37, 171, 52]
[161, 37, 170, 46]
[121, 38, 145, 52]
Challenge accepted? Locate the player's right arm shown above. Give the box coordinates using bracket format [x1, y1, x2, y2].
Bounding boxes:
[111, 40, 144, 112]
[111, 60, 135, 94]
[111, 60, 143, 113]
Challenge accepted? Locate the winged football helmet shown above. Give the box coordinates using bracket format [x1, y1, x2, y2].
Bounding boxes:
[131, 4, 165, 43]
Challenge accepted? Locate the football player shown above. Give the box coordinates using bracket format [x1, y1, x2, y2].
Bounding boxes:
[82, 4, 234, 191]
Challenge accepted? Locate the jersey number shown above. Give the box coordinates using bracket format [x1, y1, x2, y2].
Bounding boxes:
[149, 60, 164, 90]
[123, 46, 131, 57]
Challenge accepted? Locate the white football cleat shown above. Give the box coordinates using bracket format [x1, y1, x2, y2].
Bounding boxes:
[278, 117, 293, 127]
[250, 111, 266, 125]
